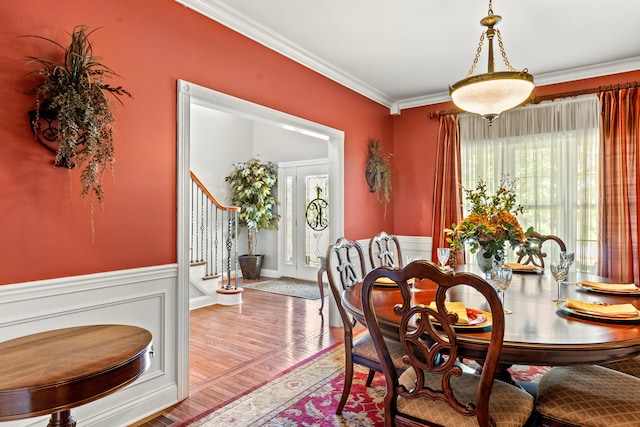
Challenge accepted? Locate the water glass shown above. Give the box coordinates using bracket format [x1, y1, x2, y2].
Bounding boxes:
[491, 264, 513, 314]
[437, 248, 450, 269]
[550, 261, 569, 302]
[560, 251, 575, 267]
[406, 256, 422, 293]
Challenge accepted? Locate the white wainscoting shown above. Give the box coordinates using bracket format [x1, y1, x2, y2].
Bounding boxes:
[0, 264, 181, 427]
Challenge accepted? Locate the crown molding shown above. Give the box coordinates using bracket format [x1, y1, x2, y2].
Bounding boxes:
[176, 0, 395, 109]
[176, 1, 640, 115]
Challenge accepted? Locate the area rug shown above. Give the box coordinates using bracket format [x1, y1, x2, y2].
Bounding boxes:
[178, 341, 548, 427]
[242, 277, 327, 300]
[179, 343, 385, 427]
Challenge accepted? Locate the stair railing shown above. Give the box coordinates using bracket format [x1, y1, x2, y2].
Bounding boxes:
[190, 172, 239, 290]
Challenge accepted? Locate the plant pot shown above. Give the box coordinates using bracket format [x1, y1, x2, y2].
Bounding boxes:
[238, 254, 264, 280]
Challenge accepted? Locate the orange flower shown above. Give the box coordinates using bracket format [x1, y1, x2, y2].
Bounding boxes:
[445, 178, 532, 263]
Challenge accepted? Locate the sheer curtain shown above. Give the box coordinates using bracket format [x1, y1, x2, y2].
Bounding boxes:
[458, 95, 600, 273]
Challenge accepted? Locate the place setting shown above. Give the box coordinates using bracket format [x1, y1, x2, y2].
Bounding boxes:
[427, 300, 493, 333]
[503, 262, 543, 274]
[576, 280, 640, 296]
[556, 298, 640, 324]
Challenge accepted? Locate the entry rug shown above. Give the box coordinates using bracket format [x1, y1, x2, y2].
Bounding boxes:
[243, 277, 327, 300]
[180, 345, 385, 426]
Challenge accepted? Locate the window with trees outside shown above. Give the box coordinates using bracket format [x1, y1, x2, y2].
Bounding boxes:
[458, 95, 600, 273]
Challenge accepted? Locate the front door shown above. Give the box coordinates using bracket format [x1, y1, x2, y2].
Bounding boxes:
[278, 160, 330, 281]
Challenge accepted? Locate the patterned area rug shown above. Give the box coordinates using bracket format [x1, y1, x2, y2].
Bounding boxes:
[178, 342, 549, 427]
[179, 343, 385, 426]
[242, 277, 327, 300]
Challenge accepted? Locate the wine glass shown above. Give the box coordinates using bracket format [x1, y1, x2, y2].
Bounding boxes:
[437, 248, 450, 269]
[550, 261, 569, 302]
[560, 251, 575, 268]
[406, 256, 422, 293]
[491, 265, 513, 314]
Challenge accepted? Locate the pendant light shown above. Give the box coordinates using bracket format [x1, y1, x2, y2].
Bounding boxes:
[449, 0, 534, 125]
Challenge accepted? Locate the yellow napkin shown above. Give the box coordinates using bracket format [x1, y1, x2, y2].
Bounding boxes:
[504, 263, 539, 271]
[581, 280, 638, 291]
[428, 301, 469, 324]
[374, 277, 396, 285]
[565, 298, 639, 316]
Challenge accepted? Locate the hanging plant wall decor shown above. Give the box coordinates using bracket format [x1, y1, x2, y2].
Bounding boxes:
[365, 138, 392, 204]
[25, 25, 132, 213]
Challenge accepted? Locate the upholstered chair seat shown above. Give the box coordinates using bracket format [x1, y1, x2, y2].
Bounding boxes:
[536, 364, 640, 427]
[397, 368, 534, 427]
[600, 355, 640, 377]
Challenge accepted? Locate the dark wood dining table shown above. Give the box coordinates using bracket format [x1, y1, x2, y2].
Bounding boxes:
[342, 264, 640, 367]
[0, 324, 152, 427]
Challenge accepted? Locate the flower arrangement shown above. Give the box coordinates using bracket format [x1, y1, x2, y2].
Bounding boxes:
[446, 178, 532, 264]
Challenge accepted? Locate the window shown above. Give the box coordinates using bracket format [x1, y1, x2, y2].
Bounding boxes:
[458, 95, 600, 273]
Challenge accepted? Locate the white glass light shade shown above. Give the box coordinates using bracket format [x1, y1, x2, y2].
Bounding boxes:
[450, 71, 534, 121]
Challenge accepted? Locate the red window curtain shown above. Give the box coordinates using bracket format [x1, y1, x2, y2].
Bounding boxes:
[598, 87, 640, 283]
[430, 114, 463, 263]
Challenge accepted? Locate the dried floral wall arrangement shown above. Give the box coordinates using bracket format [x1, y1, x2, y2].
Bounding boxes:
[25, 25, 132, 232]
[365, 138, 392, 204]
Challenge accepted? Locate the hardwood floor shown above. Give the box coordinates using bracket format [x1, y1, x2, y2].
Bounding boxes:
[131, 278, 350, 426]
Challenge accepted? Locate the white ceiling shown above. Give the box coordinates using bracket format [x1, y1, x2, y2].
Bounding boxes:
[177, 0, 640, 113]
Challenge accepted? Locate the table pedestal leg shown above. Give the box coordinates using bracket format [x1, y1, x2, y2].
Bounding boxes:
[48, 410, 75, 427]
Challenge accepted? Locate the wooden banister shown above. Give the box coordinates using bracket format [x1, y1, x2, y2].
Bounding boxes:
[190, 171, 239, 212]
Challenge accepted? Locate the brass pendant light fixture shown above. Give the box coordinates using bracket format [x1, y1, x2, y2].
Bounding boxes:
[449, 0, 534, 125]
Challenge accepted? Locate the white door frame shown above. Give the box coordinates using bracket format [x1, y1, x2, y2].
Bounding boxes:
[176, 80, 344, 399]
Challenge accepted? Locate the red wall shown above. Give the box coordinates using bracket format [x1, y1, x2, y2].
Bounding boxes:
[392, 70, 640, 239]
[0, 0, 394, 285]
[1, 1, 636, 285]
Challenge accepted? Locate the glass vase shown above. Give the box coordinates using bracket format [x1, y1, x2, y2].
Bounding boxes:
[476, 248, 494, 279]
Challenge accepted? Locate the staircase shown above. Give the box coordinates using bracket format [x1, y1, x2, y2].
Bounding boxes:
[189, 172, 242, 309]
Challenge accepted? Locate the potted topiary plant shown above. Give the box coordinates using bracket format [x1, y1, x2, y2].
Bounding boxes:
[25, 25, 132, 232]
[225, 158, 280, 279]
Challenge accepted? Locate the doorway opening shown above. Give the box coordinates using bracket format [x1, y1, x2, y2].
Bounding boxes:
[176, 80, 345, 399]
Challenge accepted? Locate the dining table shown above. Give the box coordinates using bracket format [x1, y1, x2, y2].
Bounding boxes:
[342, 264, 640, 368]
[0, 324, 152, 426]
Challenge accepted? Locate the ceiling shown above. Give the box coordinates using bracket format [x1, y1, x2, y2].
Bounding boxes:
[176, 0, 640, 113]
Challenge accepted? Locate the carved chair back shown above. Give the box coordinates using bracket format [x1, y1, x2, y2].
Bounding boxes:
[516, 231, 567, 269]
[362, 260, 506, 426]
[369, 231, 403, 269]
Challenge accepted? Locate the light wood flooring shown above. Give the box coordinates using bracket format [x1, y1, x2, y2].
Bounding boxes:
[131, 278, 352, 426]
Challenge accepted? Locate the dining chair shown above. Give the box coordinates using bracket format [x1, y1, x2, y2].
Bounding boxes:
[326, 237, 407, 415]
[536, 364, 640, 426]
[369, 231, 403, 269]
[600, 356, 640, 377]
[362, 260, 534, 427]
[516, 231, 567, 269]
